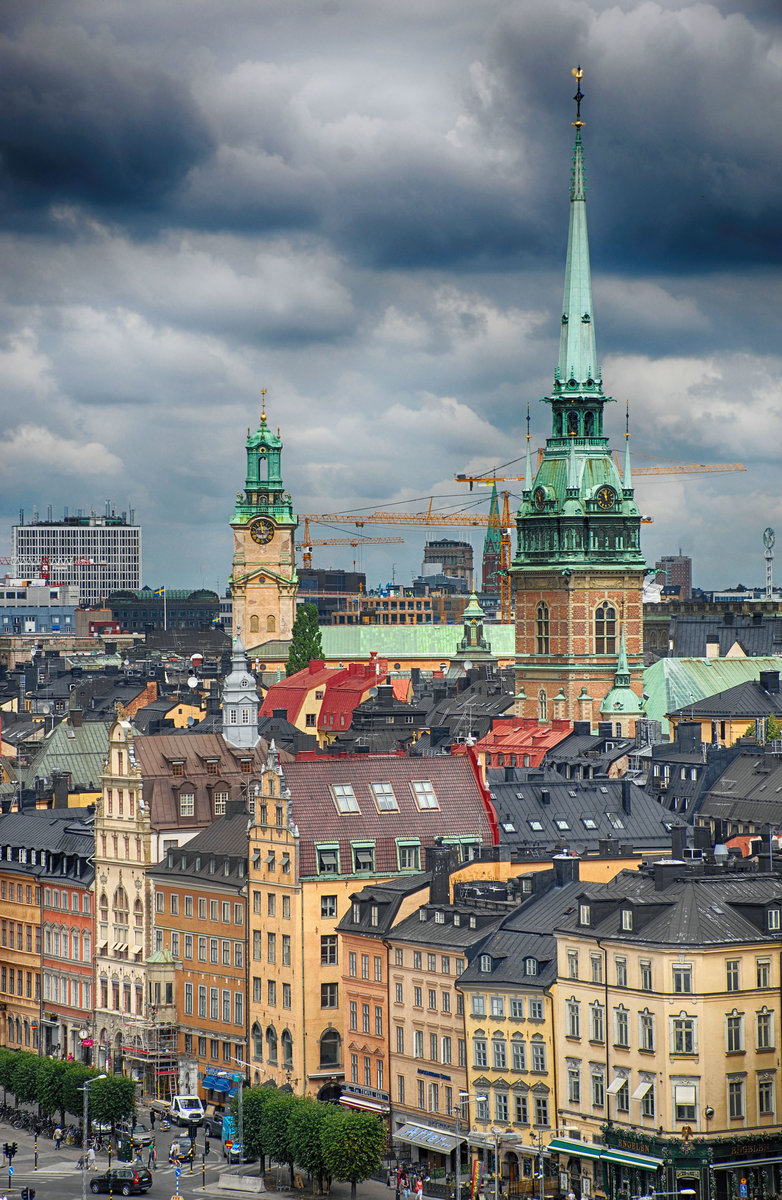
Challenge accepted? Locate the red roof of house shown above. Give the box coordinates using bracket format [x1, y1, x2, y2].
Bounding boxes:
[260, 660, 346, 723]
[283, 752, 495, 877]
[474, 717, 572, 768]
[318, 662, 381, 733]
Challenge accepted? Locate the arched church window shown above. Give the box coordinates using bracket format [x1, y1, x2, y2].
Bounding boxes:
[594, 602, 617, 654]
[536, 603, 550, 655]
[266, 1025, 278, 1064]
[267, 615, 276, 633]
[538, 690, 547, 722]
[281, 1029, 293, 1069]
[584, 412, 595, 436]
[249, 615, 259, 634]
[258, 454, 268, 481]
[567, 411, 578, 436]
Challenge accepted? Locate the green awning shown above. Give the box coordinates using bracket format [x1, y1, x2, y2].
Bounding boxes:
[548, 1139, 662, 1173]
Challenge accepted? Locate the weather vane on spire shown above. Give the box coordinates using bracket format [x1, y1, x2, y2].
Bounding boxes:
[260, 388, 267, 425]
[572, 65, 584, 128]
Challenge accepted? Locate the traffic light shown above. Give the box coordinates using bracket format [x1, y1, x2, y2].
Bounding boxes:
[22, 1187, 36, 1199]
[6, 1142, 17, 1160]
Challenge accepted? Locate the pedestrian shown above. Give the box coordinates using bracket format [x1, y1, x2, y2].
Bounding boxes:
[169, 1138, 180, 1163]
[402, 1174, 411, 1200]
[87, 1145, 96, 1171]
[415, 1177, 424, 1199]
[150, 1109, 156, 1130]
[53, 1125, 63, 1150]
[147, 1141, 157, 1171]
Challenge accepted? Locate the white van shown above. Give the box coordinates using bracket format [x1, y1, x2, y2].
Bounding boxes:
[170, 1094, 205, 1126]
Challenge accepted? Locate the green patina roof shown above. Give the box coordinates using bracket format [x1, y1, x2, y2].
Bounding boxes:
[462, 593, 486, 620]
[23, 718, 112, 790]
[643, 656, 782, 731]
[321, 623, 516, 661]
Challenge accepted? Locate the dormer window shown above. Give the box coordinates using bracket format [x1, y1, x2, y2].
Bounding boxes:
[419, 909, 427, 922]
[579, 903, 591, 926]
[621, 909, 633, 931]
[469, 916, 476, 929]
[172, 761, 185, 777]
[434, 911, 445, 924]
[768, 908, 781, 932]
[524, 957, 538, 976]
[453, 914, 461, 926]
[479, 955, 492, 973]
[352, 902, 361, 923]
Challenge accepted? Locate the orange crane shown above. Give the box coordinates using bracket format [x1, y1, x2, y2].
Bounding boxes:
[302, 500, 516, 621]
[296, 518, 404, 569]
[456, 456, 747, 485]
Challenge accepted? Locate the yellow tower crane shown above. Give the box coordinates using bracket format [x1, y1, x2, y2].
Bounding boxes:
[296, 517, 404, 570]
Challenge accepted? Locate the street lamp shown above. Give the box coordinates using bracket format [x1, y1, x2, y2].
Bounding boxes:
[79, 1075, 107, 1200]
[455, 1093, 487, 1200]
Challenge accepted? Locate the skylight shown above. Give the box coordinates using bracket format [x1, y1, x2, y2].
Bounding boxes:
[331, 784, 360, 814]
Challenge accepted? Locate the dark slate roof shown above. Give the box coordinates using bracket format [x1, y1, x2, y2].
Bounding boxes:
[667, 678, 782, 720]
[544, 731, 635, 775]
[671, 614, 782, 659]
[560, 864, 782, 946]
[0, 810, 94, 883]
[149, 809, 249, 883]
[389, 902, 507, 949]
[336, 873, 431, 937]
[698, 752, 782, 826]
[457, 880, 588, 990]
[283, 753, 494, 879]
[486, 770, 671, 853]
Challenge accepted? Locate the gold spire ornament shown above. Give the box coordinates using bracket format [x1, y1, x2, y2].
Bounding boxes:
[572, 65, 584, 128]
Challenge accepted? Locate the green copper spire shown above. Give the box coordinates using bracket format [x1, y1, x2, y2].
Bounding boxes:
[600, 625, 643, 716]
[557, 68, 598, 393]
[231, 391, 297, 527]
[512, 68, 644, 575]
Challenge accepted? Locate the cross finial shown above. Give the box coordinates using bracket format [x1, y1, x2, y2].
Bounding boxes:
[625, 399, 630, 440]
[526, 402, 531, 442]
[260, 388, 268, 425]
[572, 65, 584, 128]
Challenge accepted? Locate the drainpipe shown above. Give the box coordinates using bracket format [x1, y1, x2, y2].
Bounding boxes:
[596, 938, 611, 1200]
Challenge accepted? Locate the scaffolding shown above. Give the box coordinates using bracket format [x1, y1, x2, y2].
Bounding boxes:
[120, 1017, 178, 1099]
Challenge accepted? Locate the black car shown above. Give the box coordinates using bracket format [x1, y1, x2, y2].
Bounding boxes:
[168, 1135, 196, 1162]
[205, 1111, 224, 1138]
[90, 1165, 152, 1195]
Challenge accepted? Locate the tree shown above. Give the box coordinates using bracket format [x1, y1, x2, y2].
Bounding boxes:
[88, 1075, 136, 1132]
[62, 1064, 93, 1122]
[238, 1086, 276, 1172]
[767, 713, 782, 741]
[289, 1097, 329, 1192]
[262, 1092, 297, 1184]
[320, 1109, 385, 1200]
[0, 1050, 17, 1104]
[10, 1053, 40, 1106]
[286, 603, 322, 677]
[36, 1058, 68, 1119]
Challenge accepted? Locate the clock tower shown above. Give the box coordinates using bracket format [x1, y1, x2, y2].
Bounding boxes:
[229, 398, 298, 648]
[512, 70, 646, 728]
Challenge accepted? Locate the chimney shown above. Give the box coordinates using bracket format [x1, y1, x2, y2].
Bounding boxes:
[540, 788, 551, 806]
[272, 709, 288, 720]
[693, 825, 711, 852]
[670, 826, 687, 860]
[572, 720, 591, 736]
[705, 634, 720, 659]
[597, 721, 613, 738]
[653, 860, 682, 891]
[759, 671, 780, 695]
[52, 770, 71, 809]
[553, 853, 579, 886]
[676, 721, 702, 752]
[426, 843, 457, 905]
[69, 706, 83, 729]
[224, 798, 246, 819]
[621, 778, 632, 815]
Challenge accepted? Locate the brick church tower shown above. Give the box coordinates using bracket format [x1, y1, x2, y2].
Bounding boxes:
[512, 70, 645, 729]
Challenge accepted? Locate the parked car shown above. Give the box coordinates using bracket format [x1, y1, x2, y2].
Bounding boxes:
[118, 1123, 152, 1148]
[90, 1165, 152, 1196]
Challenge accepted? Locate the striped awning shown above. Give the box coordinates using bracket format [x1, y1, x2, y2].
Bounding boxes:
[340, 1094, 389, 1114]
[396, 1122, 458, 1153]
[548, 1138, 662, 1173]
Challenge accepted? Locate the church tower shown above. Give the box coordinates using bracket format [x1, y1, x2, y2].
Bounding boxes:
[512, 70, 645, 728]
[222, 632, 261, 749]
[229, 396, 298, 648]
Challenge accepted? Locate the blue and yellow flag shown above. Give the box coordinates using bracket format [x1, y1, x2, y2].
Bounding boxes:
[153, 587, 165, 597]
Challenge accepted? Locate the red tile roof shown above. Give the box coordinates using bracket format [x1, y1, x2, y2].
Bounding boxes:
[318, 663, 379, 733]
[474, 717, 572, 768]
[283, 751, 495, 877]
[260, 660, 346, 723]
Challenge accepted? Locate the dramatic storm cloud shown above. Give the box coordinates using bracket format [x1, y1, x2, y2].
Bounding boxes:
[0, 0, 781, 592]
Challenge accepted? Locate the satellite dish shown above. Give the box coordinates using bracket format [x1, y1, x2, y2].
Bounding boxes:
[187, 676, 198, 689]
[368, 687, 378, 699]
[187, 716, 196, 727]
[41, 703, 51, 715]
[463, 660, 473, 671]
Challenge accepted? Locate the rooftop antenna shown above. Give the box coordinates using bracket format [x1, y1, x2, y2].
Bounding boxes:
[763, 528, 775, 598]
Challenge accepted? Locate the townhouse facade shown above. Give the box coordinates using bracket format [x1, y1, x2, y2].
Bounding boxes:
[148, 807, 249, 1104]
[551, 861, 782, 1200]
[247, 751, 495, 1098]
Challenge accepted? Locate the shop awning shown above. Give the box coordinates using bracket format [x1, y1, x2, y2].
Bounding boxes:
[340, 1094, 389, 1114]
[713, 1159, 782, 1172]
[548, 1139, 662, 1173]
[396, 1123, 458, 1153]
[203, 1074, 230, 1093]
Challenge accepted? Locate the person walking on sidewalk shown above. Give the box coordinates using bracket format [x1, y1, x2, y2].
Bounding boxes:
[87, 1145, 97, 1171]
[147, 1141, 157, 1170]
[53, 1125, 63, 1150]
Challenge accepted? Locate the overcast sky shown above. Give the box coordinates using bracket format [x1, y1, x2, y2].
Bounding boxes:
[2, 0, 781, 596]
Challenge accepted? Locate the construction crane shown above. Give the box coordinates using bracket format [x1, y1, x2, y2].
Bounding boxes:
[455, 456, 747, 485]
[302, 499, 516, 622]
[296, 518, 404, 569]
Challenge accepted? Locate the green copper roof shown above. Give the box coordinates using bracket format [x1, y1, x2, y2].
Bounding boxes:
[601, 629, 642, 716]
[321, 623, 515, 661]
[483, 484, 502, 554]
[643, 656, 782, 731]
[232, 405, 297, 528]
[462, 592, 485, 620]
[23, 718, 112, 790]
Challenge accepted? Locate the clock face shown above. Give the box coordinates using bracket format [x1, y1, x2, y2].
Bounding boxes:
[596, 485, 616, 510]
[533, 486, 546, 511]
[249, 517, 275, 545]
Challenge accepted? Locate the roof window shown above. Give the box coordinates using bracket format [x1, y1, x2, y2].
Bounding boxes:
[411, 780, 439, 810]
[331, 784, 360, 814]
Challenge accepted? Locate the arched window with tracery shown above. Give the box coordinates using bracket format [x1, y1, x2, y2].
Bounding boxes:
[252, 1022, 263, 1060]
[266, 1026, 278, 1064]
[536, 602, 550, 654]
[281, 1029, 293, 1069]
[538, 690, 547, 722]
[595, 602, 617, 654]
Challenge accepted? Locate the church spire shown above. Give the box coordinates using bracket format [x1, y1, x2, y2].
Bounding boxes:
[557, 67, 599, 393]
[623, 401, 634, 492]
[523, 404, 533, 494]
